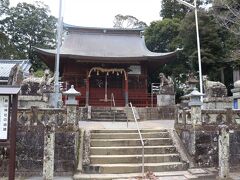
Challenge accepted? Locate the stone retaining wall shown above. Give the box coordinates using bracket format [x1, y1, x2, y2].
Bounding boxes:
[176, 108, 240, 168]
[0, 107, 80, 176]
[126, 106, 177, 121]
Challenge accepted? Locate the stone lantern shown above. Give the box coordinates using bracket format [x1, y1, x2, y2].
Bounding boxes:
[186, 88, 204, 155]
[63, 85, 81, 126]
[63, 85, 81, 105]
[188, 88, 204, 107]
[187, 88, 204, 126]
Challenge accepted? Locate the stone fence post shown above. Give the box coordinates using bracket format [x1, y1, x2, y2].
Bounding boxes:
[218, 125, 230, 179]
[43, 85, 80, 179]
[43, 125, 55, 180]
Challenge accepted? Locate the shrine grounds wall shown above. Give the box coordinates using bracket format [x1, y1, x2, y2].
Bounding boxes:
[126, 106, 177, 121]
[0, 107, 80, 177]
[176, 108, 240, 168]
[177, 129, 240, 167]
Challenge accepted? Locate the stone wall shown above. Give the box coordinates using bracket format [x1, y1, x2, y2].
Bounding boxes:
[0, 107, 80, 176]
[133, 106, 177, 121]
[176, 108, 240, 168]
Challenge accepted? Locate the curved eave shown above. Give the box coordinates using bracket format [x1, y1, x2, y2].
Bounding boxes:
[35, 47, 177, 62]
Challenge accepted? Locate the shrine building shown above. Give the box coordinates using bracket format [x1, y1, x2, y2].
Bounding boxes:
[35, 25, 177, 107]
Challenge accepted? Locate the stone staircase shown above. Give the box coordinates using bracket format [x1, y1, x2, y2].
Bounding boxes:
[90, 107, 128, 121]
[74, 129, 189, 179]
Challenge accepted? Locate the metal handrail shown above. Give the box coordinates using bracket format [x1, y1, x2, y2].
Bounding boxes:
[111, 93, 116, 122]
[111, 93, 115, 107]
[129, 102, 144, 177]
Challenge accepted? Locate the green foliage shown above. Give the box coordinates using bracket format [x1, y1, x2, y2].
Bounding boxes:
[212, 0, 240, 67]
[113, 14, 147, 28]
[144, 19, 189, 101]
[0, 32, 19, 58]
[0, 2, 57, 70]
[34, 69, 44, 77]
[0, 0, 9, 16]
[212, 0, 240, 36]
[160, 0, 190, 19]
[179, 11, 231, 80]
[160, 0, 211, 20]
[145, 18, 182, 52]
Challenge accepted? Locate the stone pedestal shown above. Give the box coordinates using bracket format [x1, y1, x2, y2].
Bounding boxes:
[18, 95, 49, 108]
[205, 86, 227, 97]
[157, 94, 175, 106]
[218, 125, 229, 179]
[191, 106, 202, 125]
[157, 84, 175, 106]
[188, 89, 204, 155]
[67, 105, 78, 126]
[203, 97, 232, 110]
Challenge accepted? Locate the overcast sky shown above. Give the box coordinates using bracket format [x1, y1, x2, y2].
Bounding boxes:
[9, 0, 162, 27]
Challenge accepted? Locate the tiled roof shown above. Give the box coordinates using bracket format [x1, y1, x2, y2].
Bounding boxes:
[0, 59, 32, 80]
[35, 25, 177, 60]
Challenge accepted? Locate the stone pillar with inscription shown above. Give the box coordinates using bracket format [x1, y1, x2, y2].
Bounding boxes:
[218, 125, 230, 179]
[43, 125, 55, 180]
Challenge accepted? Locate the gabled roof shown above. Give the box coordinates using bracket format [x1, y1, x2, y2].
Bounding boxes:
[35, 25, 177, 62]
[0, 59, 32, 81]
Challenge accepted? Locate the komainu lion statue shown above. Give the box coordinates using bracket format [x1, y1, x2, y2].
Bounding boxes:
[203, 75, 227, 97]
[21, 69, 54, 95]
[159, 73, 174, 94]
[159, 73, 174, 87]
[203, 75, 226, 89]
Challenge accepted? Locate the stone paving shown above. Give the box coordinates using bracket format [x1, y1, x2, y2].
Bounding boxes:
[79, 120, 175, 130]
[2, 168, 240, 179]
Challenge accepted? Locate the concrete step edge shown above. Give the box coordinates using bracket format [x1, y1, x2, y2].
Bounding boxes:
[90, 162, 184, 167]
[91, 132, 169, 135]
[90, 153, 180, 158]
[91, 129, 168, 131]
[91, 138, 171, 141]
[91, 145, 175, 149]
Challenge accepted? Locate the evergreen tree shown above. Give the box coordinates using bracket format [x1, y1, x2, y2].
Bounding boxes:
[160, 0, 190, 19]
[113, 14, 147, 28]
[144, 19, 189, 101]
[179, 11, 232, 81]
[0, 2, 57, 69]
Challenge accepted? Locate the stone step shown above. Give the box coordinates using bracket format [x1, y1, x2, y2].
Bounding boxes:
[90, 154, 180, 164]
[91, 110, 126, 115]
[73, 171, 193, 180]
[73, 169, 217, 180]
[91, 112, 126, 115]
[90, 129, 168, 134]
[83, 162, 188, 174]
[91, 107, 125, 112]
[91, 132, 169, 139]
[90, 145, 177, 155]
[90, 138, 172, 147]
[91, 114, 127, 118]
[89, 118, 128, 122]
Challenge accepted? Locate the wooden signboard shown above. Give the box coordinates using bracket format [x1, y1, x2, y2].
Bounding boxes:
[0, 86, 20, 180]
[0, 96, 10, 141]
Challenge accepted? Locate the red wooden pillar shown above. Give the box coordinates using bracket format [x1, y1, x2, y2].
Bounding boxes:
[86, 72, 90, 106]
[125, 73, 128, 106]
